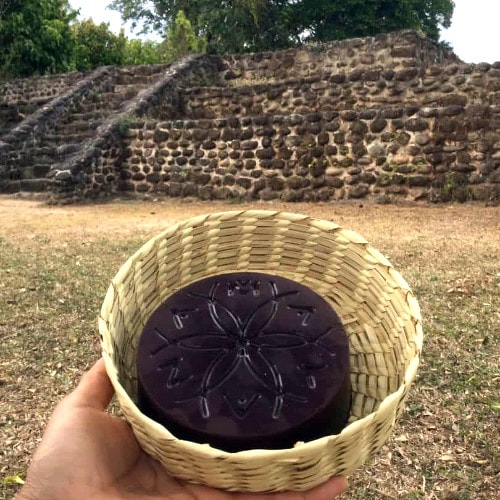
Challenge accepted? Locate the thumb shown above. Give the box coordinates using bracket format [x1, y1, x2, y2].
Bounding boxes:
[64, 358, 114, 411]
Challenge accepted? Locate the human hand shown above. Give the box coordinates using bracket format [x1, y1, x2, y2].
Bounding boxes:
[17, 359, 348, 500]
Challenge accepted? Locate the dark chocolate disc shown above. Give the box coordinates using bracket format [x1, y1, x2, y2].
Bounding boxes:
[137, 272, 351, 452]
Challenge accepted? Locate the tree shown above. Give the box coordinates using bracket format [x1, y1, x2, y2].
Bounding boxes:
[161, 10, 206, 60]
[289, 0, 455, 43]
[0, 0, 77, 79]
[110, 0, 296, 53]
[123, 39, 167, 65]
[194, 0, 294, 53]
[122, 11, 206, 66]
[72, 19, 128, 71]
[110, 0, 454, 54]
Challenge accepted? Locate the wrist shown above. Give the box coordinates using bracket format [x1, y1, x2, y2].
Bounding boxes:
[16, 483, 121, 500]
[15, 481, 73, 500]
[15, 484, 39, 500]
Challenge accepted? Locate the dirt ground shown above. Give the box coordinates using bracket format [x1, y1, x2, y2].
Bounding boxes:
[0, 197, 498, 499]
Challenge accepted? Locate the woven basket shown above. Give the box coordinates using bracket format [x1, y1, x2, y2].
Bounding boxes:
[99, 210, 422, 493]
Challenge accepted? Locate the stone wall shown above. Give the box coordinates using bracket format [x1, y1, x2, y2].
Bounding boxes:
[0, 67, 115, 169]
[79, 32, 498, 204]
[0, 30, 498, 203]
[220, 31, 460, 81]
[88, 104, 500, 203]
[179, 63, 500, 119]
[0, 72, 89, 136]
[0, 71, 87, 104]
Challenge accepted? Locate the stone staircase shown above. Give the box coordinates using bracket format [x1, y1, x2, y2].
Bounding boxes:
[0, 100, 45, 136]
[0, 71, 85, 139]
[0, 65, 170, 194]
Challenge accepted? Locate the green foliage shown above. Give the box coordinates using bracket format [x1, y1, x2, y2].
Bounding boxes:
[443, 172, 472, 202]
[73, 19, 174, 69]
[123, 39, 167, 65]
[197, 0, 294, 53]
[113, 115, 134, 137]
[291, 0, 454, 43]
[0, 2, 176, 80]
[0, 0, 77, 79]
[72, 19, 128, 71]
[110, 0, 455, 54]
[161, 10, 206, 60]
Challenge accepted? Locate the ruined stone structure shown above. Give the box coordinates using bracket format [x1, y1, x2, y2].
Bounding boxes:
[0, 31, 499, 203]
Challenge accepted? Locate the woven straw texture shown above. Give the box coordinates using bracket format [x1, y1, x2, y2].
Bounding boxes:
[99, 210, 423, 493]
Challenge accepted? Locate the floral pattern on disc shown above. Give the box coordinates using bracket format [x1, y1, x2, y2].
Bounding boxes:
[137, 272, 350, 447]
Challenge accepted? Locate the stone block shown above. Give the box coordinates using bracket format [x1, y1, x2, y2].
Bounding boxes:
[182, 182, 198, 197]
[347, 184, 370, 198]
[390, 46, 416, 58]
[153, 129, 169, 142]
[381, 108, 403, 119]
[241, 140, 258, 150]
[281, 189, 301, 202]
[340, 110, 358, 121]
[202, 140, 216, 150]
[349, 120, 368, 134]
[408, 175, 431, 187]
[256, 148, 275, 160]
[259, 187, 280, 200]
[442, 105, 465, 116]
[198, 185, 214, 200]
[370, 119, 388, 133]
[235, 177, 252, 189]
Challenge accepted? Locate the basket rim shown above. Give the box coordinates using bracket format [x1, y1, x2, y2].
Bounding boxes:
[100, 209, 423, 459]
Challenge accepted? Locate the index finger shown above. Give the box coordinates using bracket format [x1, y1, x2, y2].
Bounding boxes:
[302, 476, 348, 500]
[184, 475, 348, 499]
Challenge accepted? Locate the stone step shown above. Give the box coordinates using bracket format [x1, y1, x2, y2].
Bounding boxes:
[113, 89, 140, 100]
[30, 145, 57, 156]
[55, 120, 99, 134]
[27, 147, 80, 165]
[99, 87, 139, 98]
[1, 175, 50, 192]
[19, 178, 48, 192]
[114, 74, 159, 86]
[0, 108, 24, 132]
[23, 164, 52, 178]
[32, 164, 52, 177]
[63, 111, 103, 124]
[41, 131, 95, 144]
[77, 99, 124, 114]
[0, 122, 20, 135]
[14, 153, 56, 167]
[54, 143, 82, 156]
[0, 179, 21, 193]
[11, 153, 36, 167]
[108, 94, 137, 106]
[0, 166, 20, 180]
[114, 83, 146, 92]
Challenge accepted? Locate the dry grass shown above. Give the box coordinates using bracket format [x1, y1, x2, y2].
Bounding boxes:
[0, 197, 498, 499]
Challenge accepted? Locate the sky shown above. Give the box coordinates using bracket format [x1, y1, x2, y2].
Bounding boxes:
[69, 0, 499, 63]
